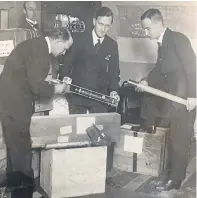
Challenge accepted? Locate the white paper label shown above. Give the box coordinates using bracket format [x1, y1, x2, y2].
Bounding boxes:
[124, 135, 144, 154]
[96, 125, 104, 131]
[121, 124, 132, 130]
[0, 40, 14, 57]
[76, 116, 95, 134]
[60, 125, 72, 135]
[57, 136, 69, 143]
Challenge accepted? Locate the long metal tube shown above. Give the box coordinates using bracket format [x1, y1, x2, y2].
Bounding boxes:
[50, 78, 119, 107]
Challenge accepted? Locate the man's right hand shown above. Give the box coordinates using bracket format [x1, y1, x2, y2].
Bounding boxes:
[54, 83, 70, 94]
[135, 80, 148, 92]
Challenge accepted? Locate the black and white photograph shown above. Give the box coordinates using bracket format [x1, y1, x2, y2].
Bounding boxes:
[0, 1, 196, 198]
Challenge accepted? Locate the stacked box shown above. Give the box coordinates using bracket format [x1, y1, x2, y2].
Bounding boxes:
[113, 126, 168, 176]
[0, 28, 34, 66]
[0, 113, 120, 148]
[0, 113, 121, 178]
[30, 113, 121, 147]
[40, 146, 107, 198]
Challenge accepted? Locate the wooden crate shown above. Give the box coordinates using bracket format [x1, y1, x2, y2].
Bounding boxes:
[0, 28, 34, 66]
[0, 113, 120, 178]
[40, 146, 107, 198]
[0, 113, 121, 148]
[113, 126, 168, 176]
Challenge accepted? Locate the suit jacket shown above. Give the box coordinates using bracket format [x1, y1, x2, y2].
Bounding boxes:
[61, 31, 120, 106]
[0, 37, 54, 120]
[147, 28, 196, 100]
[18, 18, 41, 37]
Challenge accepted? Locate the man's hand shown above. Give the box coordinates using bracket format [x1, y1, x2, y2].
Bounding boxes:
[63, 77, 72, 85]
[186, 98, 197, 111]
[110, 91, 120, 102]
[54, 83, 70, 94]
[135, 80, 148, 92]
[110, 91, 120, 107]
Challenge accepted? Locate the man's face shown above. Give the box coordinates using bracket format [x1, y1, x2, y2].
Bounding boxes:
[51, 37, 73, 57]
[93, 16, 112, 38]
[141, 18, 161, 40]
[24, 1, 38, 21]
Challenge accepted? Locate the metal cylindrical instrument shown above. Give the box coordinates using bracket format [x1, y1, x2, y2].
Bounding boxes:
[126, 80, 187, 106]
[50, 78, 119, 107]
[69, 84, 118, 106]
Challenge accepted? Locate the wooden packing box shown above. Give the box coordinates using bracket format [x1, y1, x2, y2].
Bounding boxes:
[40, 145, 107, 198]
[0, 113, 120, 177]
[113, 125, 168, 176]
[0, 28, 34, 66]
[0, 113, 121, 148]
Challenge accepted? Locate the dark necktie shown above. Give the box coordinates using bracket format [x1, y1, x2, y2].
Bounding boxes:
[32, 23, 40, 37]
[33, 23, 39, 29]
[157, 42, 162, 62]
[95, 39, 101, 54]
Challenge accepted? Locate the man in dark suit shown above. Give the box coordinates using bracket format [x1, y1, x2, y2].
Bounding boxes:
[60, 7, 120, 114]
[0, 28, 73, 198]
[18, 1, 41, 37]
[137, 9, 196, 191]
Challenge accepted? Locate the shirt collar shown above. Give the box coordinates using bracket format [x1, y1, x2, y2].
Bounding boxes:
[157, 27, 166, 44]
[45, 37, 51, 54]
[26, 18, 38, 25]
[92, 29, 105, 46]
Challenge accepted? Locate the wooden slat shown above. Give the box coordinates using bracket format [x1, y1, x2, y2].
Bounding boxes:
[113, 128, 167, 176]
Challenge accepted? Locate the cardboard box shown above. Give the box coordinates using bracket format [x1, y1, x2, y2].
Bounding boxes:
[40, 146, 107, 198]
[113, 126, 168, 176]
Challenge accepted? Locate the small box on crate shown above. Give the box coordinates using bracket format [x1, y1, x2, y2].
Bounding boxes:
[113, 126, 168, 176]
[40, 145, 107, 198]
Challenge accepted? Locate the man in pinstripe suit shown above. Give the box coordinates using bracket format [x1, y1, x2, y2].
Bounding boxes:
[18, 1, 41, 37]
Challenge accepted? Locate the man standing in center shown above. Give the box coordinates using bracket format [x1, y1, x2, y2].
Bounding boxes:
[62, 7, 120, 114]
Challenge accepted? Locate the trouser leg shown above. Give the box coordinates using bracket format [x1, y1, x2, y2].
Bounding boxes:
[68, 102, 87, 114]
[1, 115, 34, 191]
[168, 107, 195, 182]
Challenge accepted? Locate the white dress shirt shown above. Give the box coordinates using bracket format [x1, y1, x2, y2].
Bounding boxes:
[45, 37, 51, 54]
[157, 27, 167, 45]
[92, 29, 104, 46]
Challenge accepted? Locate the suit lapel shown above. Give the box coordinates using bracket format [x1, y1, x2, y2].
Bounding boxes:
[86, 33, 96, 53]
[98, 36, 109, 58]
[159, 29, 170, 61]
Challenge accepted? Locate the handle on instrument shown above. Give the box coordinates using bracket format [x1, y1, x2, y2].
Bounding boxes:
[63, 77, 72, 85]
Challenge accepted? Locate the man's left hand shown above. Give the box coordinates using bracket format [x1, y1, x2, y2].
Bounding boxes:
[110, 91, 120, 102]
[186, 97, 197, 111]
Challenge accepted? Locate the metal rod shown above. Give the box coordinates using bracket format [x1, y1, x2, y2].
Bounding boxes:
[50, 78, 119, 107]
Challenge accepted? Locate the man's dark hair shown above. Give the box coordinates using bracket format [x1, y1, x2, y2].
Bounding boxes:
[23, 1, 36, 11]
[23, 1, 27, 10]
[49, 28, 71, 41]
[141, 9, 163, 23]
[95, 7, 114, 24]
